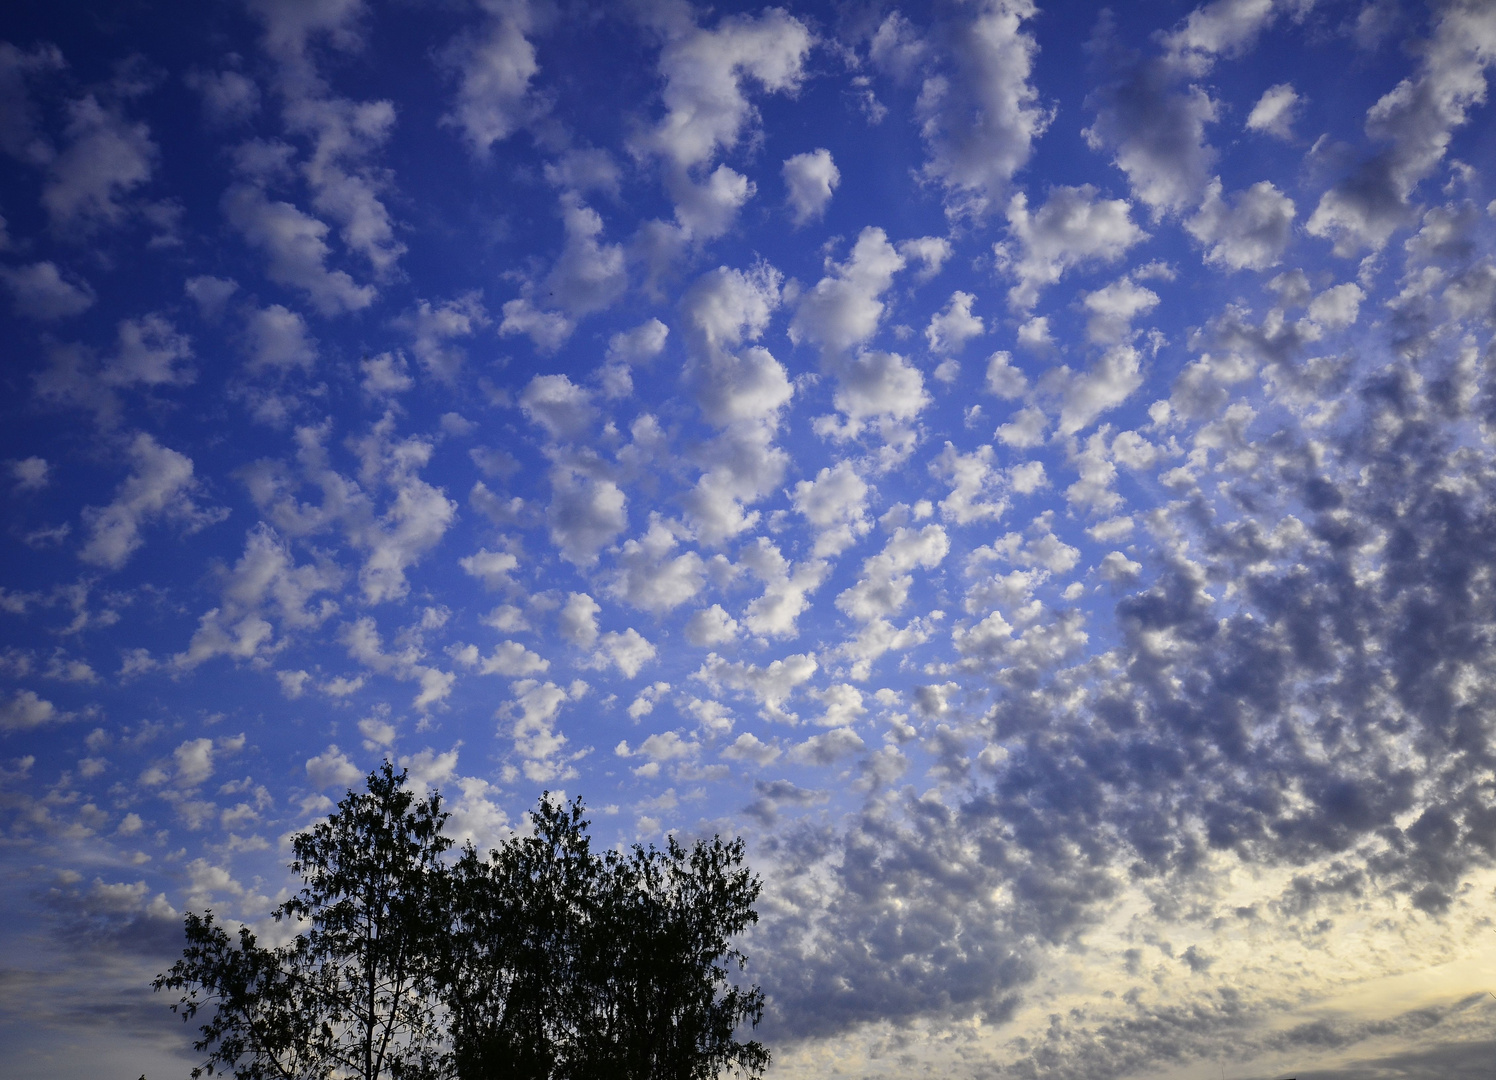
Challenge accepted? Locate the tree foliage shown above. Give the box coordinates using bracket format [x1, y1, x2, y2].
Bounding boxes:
[155, 765, 768, 1080]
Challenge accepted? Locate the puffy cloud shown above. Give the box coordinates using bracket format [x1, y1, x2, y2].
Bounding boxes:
[1307, 1, 1496, 255]
[499, 296, 573, 352]
[455, 640, 548, 678]
[609, 519, 706, 613]
[10, 457, 49, 493]
[305, 743, 362, 790]
[186, 68, 262, 126]
[1185, 178, 1296, 271]
[42, 95, 156, 234]
[544, 194, 626, 317]
[503, 679, 581, 783]
[172, 523, 341, 670]
[837, 524, 949, 622]
[0, 41, 64, 166]
[340, 616, 455, 712]
[925, 291, 985, 354]
[0, 689, 67, 732]
[793, 460, 872, 558]
[0, 262, 95, 320]
[911, 0, 1049, 218]
[558, 592, 600, 649]
[693, 651, 818, 724]
[786, 726, 865, 766]
[685, 604, 740, 647]
[721, 731, 779, 766]
[402, 292, 488, 381]
[222, 184, 375, 314]
[644, 8, 811, 171]
[459, 548, 519, 589]
[740, 538, 828, 640]
[1083, 12, 1219, 217]
[1082, 274, 1160, 345]
[1308, 282, 1366, 330]
[1000, 185, 1146, 311]
[520, 374, 595, 440]
[1057, 345, 1145, 435]
[441, 0, 540, 154]
[1246, 81, 1300, 139]
[591, 628, 656, 679]
[546, 466, 626, 566]
[791, 227, 904, 357]
[79, 433, 220, 570]
[782, 148, 839, 225]
[244, 304, 317, 371]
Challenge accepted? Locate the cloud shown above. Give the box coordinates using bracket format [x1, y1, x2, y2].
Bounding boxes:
[0, 262, 95, 320]
[925, 290, 985, 354]
[782, 148, 839, 225]
[79, 433, 221, 570]
[244, 304, 317, 371]
[0, 689, 68, 732]
[1246, 81, 1300, 139]
[402, 292, 488, 381]
[1307, 1, 1496, 255]
[911, 0, 1049, 218]
[1186, 178, 1296, 270]
[1083, 11, 1218, 217]
[222, 183, 375, 314]
[1001, 185, 1146, 311]
[42, 95, 156, 234]
[305, 743, 362, 789]
[441, 0, 541, 154]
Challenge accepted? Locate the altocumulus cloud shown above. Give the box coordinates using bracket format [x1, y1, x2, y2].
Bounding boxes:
[3, 3, 1496, 1080]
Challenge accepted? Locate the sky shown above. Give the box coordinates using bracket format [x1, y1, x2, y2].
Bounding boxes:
[2, 0, 1496, 1077]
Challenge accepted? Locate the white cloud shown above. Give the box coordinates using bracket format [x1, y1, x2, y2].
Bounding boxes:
[520, 374, 595, 440]
[1246, 82, 1300, 139]
[499, 296, 573, 352]
[360, 352, 413, 397]
[186, 68, 262, 126]
[837, 524, 949, 622]
[793, 460, 872, 558]
[403, 292, 488, 381]
[609, 519, 706, 613]
[558, 592, 600, 649]
[1307, 282, 1365, 330]
[925, 291, 985, 354]
[545, 194, 627, 317]
[80, 433, 220, 570]
[791, 227, 904, 357]
[459, 547, 519, 589]
[786, 726, 865, 765]
[546, 466, 626, 566]
[685, 604, 740, 647]
[1082, 275, 1160, 345]
[1058, 346, 1145, 435]
[1307, 2, 1496, 254]
[693, 651, 818, 723]
[1186, 178, 1295, 270]
[0, 689, 67, 732]
[782, 148, 840, 225]
[740, 538, 828, 640]
[913, 0, 1049, 218]
[1001, 185, 1146, 311]
[0, 262, 95, 320]
[222, 184, 375, 314]
[592, 628, 656, 679]
[441, 0, 540, 155]
[644, 8, 811, 170]
[721, 731, 779, 766]
[245, 304, 317, 371]
[306, 743, 362, 790]
[1083, 15, 1219, 216]
[10, 457, 49, 492]
[42, 95, 156, 234]
[932, 444, 1008, 525]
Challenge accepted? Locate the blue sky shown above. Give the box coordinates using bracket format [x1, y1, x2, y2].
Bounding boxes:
[3, 1, 1496, 1077]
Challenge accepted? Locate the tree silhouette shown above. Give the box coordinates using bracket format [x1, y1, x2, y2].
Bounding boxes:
[156, 767, 769, 1080]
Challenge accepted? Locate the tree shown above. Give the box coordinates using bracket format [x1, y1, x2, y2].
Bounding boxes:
[158, 770, 769, 1080]
[576, 834, 769, 1080]
[157, 762, 453, 1080]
